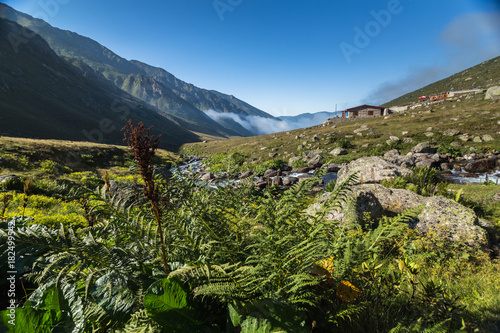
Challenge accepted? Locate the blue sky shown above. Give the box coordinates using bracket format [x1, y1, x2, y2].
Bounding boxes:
[4, 0, 500, 116]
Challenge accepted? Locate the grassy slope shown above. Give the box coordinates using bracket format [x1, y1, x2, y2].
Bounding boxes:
[181, 96, 500, 167]
[0, 136, 177, 179]
[383, 55, 500, 107]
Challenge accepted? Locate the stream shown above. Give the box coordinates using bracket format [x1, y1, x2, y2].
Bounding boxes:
[176, 158, 498, 187]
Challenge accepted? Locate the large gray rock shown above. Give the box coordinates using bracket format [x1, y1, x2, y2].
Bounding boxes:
[310, 184, 488, 246]
[443, 129, 460, 136]
[357, 184, 426, 213]
[199, 172, 215, 181]
[383, 150, 416, 168]
[485, 86, 500, 100]
[310, 184, 423, 226]
[302, 149, 326, 161]
[336, 156, 412, 187]
[483, 134, 495, 142]
[309, 186, 384, 226]
[239, 171, 254, 179]
[282, 176, 299, 186]
[415, 196, 488, 246]
[411, 142, 437, 154]
[263, 169, 278, 177]
[307, 154, 324, 168]
[463, 158, 497, 173]
[330, 147, 347, 156]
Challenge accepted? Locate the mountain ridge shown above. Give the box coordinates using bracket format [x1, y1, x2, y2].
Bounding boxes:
[0, 18, 200, 150]
[0, 3, 274, 137]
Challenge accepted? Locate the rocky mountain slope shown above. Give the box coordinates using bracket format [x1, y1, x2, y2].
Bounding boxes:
[0, 18, 199, 150]
[0, 3, 274, 137]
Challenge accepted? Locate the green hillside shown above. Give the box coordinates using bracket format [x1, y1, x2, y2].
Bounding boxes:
[383, 55, 500, 107]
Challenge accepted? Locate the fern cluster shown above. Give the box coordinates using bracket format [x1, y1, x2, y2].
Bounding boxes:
[0, 167, 468, 332]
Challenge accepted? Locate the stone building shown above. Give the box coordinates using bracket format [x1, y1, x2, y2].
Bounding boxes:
[343, 105, 386, 118]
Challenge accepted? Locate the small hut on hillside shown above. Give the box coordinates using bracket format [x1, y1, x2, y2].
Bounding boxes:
[342, 105, 386, 118]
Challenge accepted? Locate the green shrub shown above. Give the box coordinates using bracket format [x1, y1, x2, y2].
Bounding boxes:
[40, 160, 72, 175]
[291, 158, 307, 169]
[381, 176, 407, 189]
[437, 144, 462, 158]
[336, 138, 353, 149]
[0, 176, 24, 191]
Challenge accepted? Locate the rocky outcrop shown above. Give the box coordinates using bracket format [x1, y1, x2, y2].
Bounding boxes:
[411, 142, 437, 154]
[310, 183, 488, 246]
[415, 196, 488, 246]
[307, 154, 324, 169]
[330, 147, 347, 156]
[199, 172, 215, 181]
[383, 150, 415, 168]
[336, 156, 412, 187]
[485, 86, 500, 100]
[463, 158, 497, 173]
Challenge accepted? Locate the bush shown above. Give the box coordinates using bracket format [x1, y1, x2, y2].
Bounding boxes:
[40, 160, 72, 175]
[336, 138, 353, 149]
[291, 158, 307, 169]
[437, 144, 462, 158]
[0, 176, 24, 191]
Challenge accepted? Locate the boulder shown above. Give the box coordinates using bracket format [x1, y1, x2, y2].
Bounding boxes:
[325, 163, 342, 173]
[440, 163, 452, 172]
[483, 134, 494, 142]
[310, 184, 488, 246]
[485, 86, 500, 100]
[309, 186, 384, 226]
[443, 129, 460, 136]
[239, 171, 254, 179]
[307, 154, 324, 168]
[363, 184, 426, 213]
[263, 169, 278, 178]
[415, 156, 438, 168]
[330, 147, 347, 156]
[383, 150, 416, 168]
[290, 167, 311, 174]
[336, 156, 412, 187]
[310, 184, 423, 226]
[282, 176, 299, 186]
[288, 156, 302, 167]
[458, 134, 470, 142]
[199, 172, 215, 181]
[411, 142, 437, 154]
[463, 158, 497, 173]
[303, 149, 326, 161]
[473, 137, 483, 143]
[415, 196, 488, 246]
[254, 177, 268, 190]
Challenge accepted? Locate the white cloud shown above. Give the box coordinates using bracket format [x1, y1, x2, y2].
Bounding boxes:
[205, 110, 335, 135]
[363, 11, 500, 105]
